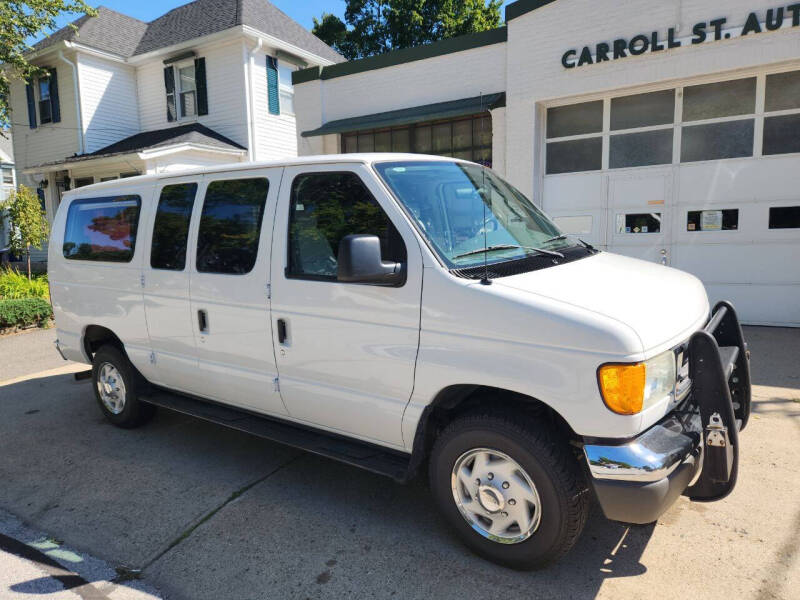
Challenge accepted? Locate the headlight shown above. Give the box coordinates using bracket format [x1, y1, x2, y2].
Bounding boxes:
[598, 350, 676, 415]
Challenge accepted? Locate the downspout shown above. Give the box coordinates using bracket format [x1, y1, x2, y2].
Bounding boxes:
[57, 49, 86, 155]
[246, 38, 263, 162]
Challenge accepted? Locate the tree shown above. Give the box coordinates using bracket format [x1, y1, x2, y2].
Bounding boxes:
[0, 1, 97, 133]
[1, 185, 50, 279]
[312, 0, 503, 61]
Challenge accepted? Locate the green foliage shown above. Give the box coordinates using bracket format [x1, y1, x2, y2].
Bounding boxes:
[0, 267, 49, 299]
[0, 0, 97, 130]
[1, 185, 50, 278]
[0, 297, 53, 329]
[313, 0, 503, 60]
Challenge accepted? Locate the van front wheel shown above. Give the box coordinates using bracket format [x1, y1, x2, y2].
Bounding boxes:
[429, 412, 589, 569]
[92, 344, 155, 428]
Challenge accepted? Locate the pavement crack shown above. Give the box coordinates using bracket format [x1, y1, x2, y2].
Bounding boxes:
[140, 453, 303, 571]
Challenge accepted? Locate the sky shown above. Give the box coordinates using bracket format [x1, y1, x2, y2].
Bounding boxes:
[32, 0, 514, 44]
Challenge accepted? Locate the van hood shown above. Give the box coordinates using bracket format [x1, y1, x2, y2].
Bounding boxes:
[493, 251, 709, 354]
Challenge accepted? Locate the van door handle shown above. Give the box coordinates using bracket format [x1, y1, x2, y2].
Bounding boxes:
[277, 319, 287, 344]
[198, 310, 209, 333]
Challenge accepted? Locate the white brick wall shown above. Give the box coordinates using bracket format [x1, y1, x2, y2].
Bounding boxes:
[506, 0, 800, 197]
[294, 42, 507, 153]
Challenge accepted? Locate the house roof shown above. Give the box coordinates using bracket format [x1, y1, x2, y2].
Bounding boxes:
[37, 123, 246, 167]
[31, 1, 342, 62]
[31, 7, 148, 57]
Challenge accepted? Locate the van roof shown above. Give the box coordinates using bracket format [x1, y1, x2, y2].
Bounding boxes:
[62, 153, 463, 198]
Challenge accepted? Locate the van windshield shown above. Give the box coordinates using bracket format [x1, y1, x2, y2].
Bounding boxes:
[374, 161, 573, 269]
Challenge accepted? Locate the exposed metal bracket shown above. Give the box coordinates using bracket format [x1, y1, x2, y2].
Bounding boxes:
[706, 412, 728, 448]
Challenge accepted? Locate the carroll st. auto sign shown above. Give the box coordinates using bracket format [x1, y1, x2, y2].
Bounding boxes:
[562, 4, 800, 68]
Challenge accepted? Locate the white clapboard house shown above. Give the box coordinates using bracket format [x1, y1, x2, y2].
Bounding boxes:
[8, 0, 341, 261]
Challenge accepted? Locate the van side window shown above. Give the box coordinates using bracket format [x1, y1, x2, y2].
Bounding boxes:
[196, 178, 269, 275]
[287, 172, 406, 280]
[151, 183, 197, 271]
[63, 196, 141, 262]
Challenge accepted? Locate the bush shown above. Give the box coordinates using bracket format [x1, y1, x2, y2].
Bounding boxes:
[0, 298, 53, 329]
[0, 267, 50, 300]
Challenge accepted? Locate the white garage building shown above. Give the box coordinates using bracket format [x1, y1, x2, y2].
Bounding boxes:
[293, 0, 800, 326]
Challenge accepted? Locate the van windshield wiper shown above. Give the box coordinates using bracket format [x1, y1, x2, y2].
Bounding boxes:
[544, 234, 598, 252]
[453, 245, 565, 260]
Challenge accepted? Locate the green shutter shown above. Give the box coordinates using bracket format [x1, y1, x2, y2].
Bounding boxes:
[26, 82, 37, 129]
[267, 56, 280, 116]
[49, 68, 61, 123]
[195, 57, 208, 116]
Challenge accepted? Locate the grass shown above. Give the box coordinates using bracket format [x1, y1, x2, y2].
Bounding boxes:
[0, 267, 50, 300]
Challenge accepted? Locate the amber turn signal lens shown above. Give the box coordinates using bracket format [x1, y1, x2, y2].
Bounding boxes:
[597, 363, 646, 415]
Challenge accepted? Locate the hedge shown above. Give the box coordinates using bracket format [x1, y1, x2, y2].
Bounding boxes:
[0, 298, 53, 329]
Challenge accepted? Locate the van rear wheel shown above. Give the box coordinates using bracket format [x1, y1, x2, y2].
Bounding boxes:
[91, 344, 155, 428]
[429, 412, 589, 569]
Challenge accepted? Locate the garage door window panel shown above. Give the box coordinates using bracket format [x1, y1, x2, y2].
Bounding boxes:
[683, 78, 756, 122]
[765, 70, 800, 112]
[617, 213, 661, 234]
[611, 91, 675, 130]
[763, 114, 800, 156]
[681, 120, 754, 163]
[546, 138, 602, 175]
[686, 209, 739, 232]
[546, 101, 603, 138]
[610, 129, 673, 169]
[769, 206, 800, 230]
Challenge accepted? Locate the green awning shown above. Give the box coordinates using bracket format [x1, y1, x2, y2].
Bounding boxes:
[302, 92, 505, 138]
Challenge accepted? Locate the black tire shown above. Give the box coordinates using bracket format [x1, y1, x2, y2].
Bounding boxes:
[91, 344, 155, 429]
[429, 411, 589, 569]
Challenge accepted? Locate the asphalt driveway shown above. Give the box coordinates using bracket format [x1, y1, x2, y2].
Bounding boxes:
[0, 326, 798, 599]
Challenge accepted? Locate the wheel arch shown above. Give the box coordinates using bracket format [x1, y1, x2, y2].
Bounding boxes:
[407, 385, 578, 479]
[82, 324, 126, 361]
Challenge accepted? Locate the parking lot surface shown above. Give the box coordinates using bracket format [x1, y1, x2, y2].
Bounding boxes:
[0, 326, 798, 599]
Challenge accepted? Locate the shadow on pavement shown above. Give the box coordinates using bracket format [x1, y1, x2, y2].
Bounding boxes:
[0, 370, 657, 600]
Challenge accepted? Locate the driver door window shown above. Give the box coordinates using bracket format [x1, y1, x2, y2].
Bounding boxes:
[286, 172, 406, 281]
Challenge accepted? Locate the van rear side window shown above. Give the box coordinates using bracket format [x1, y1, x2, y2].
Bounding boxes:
[151, 183, 198, 271]
[196, 178, 269, 275]
[63, 196, 141, 262]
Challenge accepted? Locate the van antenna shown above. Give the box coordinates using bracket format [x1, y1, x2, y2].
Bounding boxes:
[480, 93, 491, 286]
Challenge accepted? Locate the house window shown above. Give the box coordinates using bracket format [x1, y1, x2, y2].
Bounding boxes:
[73, 177, 95, 188]
[279, 63, 295, 116]
[38, 77, 53, 124]
[341, 114, 492, 166]
[1, 167, 12, 185]
[178, 64, 197, 118]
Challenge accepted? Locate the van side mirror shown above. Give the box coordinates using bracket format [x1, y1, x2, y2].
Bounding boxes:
[337, 234, 405, 286]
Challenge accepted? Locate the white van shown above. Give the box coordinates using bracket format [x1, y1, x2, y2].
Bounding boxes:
[49, 155, 751, 569]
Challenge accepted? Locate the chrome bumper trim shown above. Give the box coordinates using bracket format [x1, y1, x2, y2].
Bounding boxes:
[584, 414, 701, 483]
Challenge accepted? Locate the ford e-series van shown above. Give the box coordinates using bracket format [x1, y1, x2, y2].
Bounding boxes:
[49, 155, 751, 568]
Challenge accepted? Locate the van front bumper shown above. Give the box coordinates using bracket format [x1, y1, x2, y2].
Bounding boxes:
[583, 412, 703, 524]
[583, 301, 751, 524]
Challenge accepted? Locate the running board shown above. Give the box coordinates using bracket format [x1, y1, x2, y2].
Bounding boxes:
[141, 389, 412, 482]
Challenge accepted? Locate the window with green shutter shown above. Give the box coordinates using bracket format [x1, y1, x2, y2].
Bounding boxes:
[267, 56, 280, 116]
